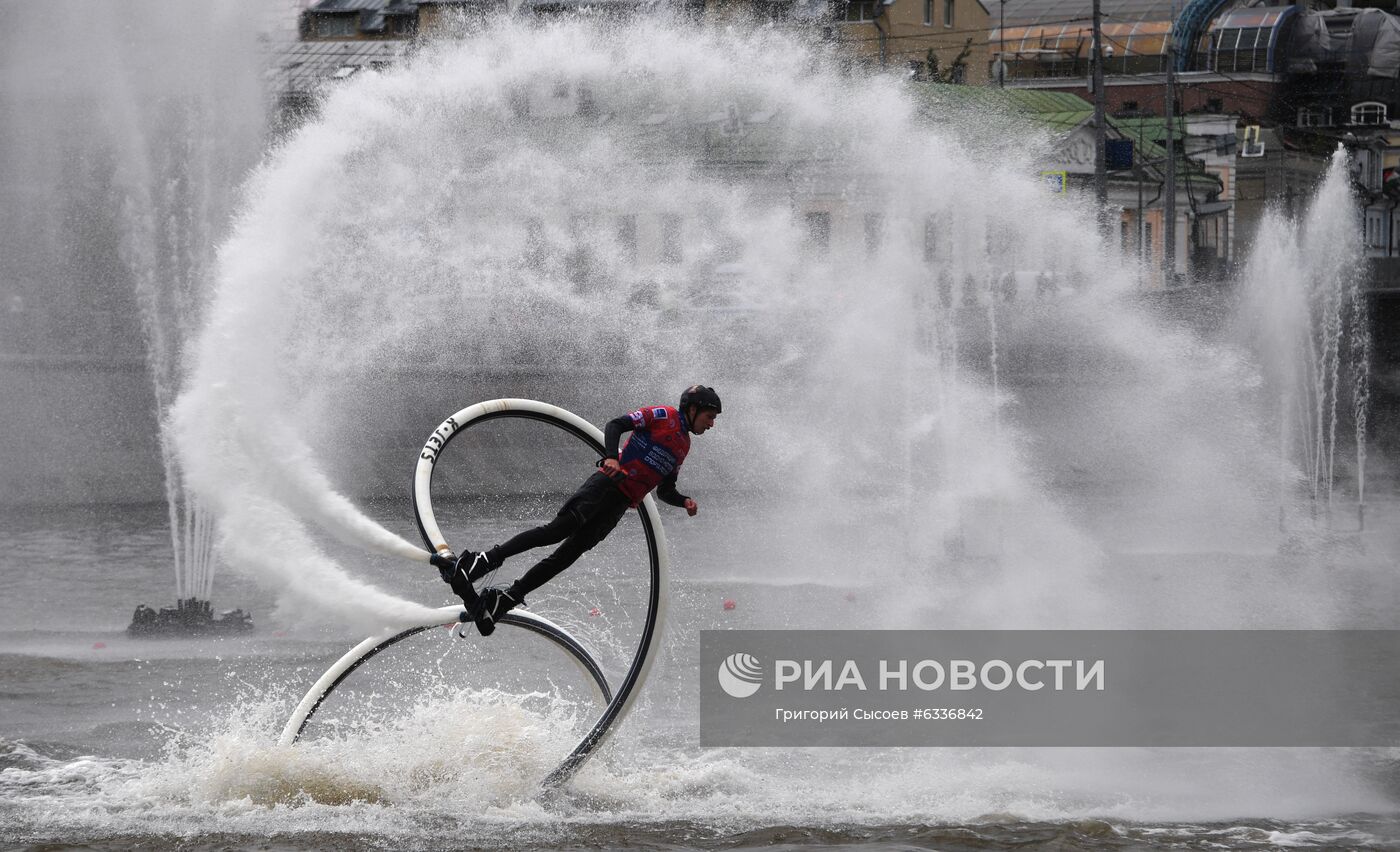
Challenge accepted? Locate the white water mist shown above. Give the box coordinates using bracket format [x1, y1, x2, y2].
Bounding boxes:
[4, 2, 272, 602]
[1237, 148, 1370, 533]
[170, 17, 1350, 631]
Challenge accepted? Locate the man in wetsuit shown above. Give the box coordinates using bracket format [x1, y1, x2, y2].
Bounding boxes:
[430, 385, 721, 635]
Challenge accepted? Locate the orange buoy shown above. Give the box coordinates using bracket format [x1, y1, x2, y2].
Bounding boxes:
[589, 607, 601, 617]
[722, 598, 737, 611]
[92, 641, 106, 650]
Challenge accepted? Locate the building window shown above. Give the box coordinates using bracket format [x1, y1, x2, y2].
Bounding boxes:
[523, 217, 547, 269]
[388, 15, 416, 36]
[986, 221, 1015, 259]
[943, 0, 953, 27]
[1297, 107, 1332, 128]
[566, 214, 595, 287]
[924, 0, 932, 25]
[1355, 149, 1382, 189]
[805, 212, 831, 254]
[841, 0, 878, 22]
[577, 83, 597, 117]
[1352, 102, 1387, 126]
[1212, 26, 1269, 73]
[661, 215, 683, 264]
[764, 1, 794, 22]
[509, 87, 530, 118]
[864, 213, 884, 257]
[312, 13, 358, 37]
[616, 215, 637, 265]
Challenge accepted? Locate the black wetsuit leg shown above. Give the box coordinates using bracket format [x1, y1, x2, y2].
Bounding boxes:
[485, 510, 580, 565]
[507, 472, 631, 598]
[481, 472, 629, 578]
[484, 472, 616, 563]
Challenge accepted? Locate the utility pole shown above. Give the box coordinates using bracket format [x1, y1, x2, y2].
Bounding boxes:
[999, 0, 1006, 88]
[1091, 0, 1108, 236]
[875, 0, 889, 67]
[1163, 4, 1177, 285]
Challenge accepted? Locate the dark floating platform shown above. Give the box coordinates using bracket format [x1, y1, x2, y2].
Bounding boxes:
[127, 597, 254, 638]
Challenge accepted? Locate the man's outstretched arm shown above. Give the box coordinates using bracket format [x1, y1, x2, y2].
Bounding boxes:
[657, 472, 697, 515]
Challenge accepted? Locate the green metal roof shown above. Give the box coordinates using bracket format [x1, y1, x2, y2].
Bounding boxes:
[1002, 89, 1100, 115]
[914, 84, 1092, 132]
[1109, 116, 1220, 191]
[1112, 115, 1186, 141]
[914, 83, 1220, 193]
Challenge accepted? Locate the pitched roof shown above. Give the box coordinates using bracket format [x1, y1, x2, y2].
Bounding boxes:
[913, 83, 1094, 132]
[268, 39, 412, 94]
[308, 0, 386, 11]
[1096, 115, 1221, 192]
[914, 83, 1221, 192]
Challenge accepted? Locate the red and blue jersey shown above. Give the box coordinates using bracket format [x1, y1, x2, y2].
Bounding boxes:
[615, 405, 691, 505]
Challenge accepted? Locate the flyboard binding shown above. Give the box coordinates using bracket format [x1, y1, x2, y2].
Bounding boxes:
[427, 548, 491, 635]
[279, 399, 668, 793]
[430, 549, 513, 638]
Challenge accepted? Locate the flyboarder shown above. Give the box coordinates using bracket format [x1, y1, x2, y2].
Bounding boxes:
[429, 385, 721, 635]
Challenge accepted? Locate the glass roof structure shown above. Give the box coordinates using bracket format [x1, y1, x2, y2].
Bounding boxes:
[1000, 0, 1182, 27]
[994, 19, 1172, 62]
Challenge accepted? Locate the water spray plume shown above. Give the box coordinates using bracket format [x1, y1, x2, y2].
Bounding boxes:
[169, 19, 1371, 634]
[1237, 148, 1369, 535]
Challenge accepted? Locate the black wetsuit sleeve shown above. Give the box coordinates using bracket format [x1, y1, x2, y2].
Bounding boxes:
[656, 471, 690, 508]
[603, 414, 635, 459]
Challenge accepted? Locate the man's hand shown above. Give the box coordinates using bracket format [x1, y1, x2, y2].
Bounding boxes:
[601, 458, 626, 479]
[684, 498, 698, 517]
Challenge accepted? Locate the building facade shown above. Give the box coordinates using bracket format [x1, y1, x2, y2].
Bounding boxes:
[291, 0, 989, 77]
[987, 0, 1337, 279]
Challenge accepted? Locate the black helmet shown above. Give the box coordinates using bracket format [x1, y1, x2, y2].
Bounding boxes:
[680, 385, 722, 414]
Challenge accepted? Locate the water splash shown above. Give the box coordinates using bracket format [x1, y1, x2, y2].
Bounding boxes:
[1236, 148, 1369, 533]
[162, 17, 1341, 630]
[1, 699, 1393, 842]
[3, 2, 272, 603]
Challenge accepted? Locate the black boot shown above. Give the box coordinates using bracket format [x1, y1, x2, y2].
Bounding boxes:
[460, 550, 501, 583]
[428, 550, 480, 608]
[471, 585, 524, 636]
